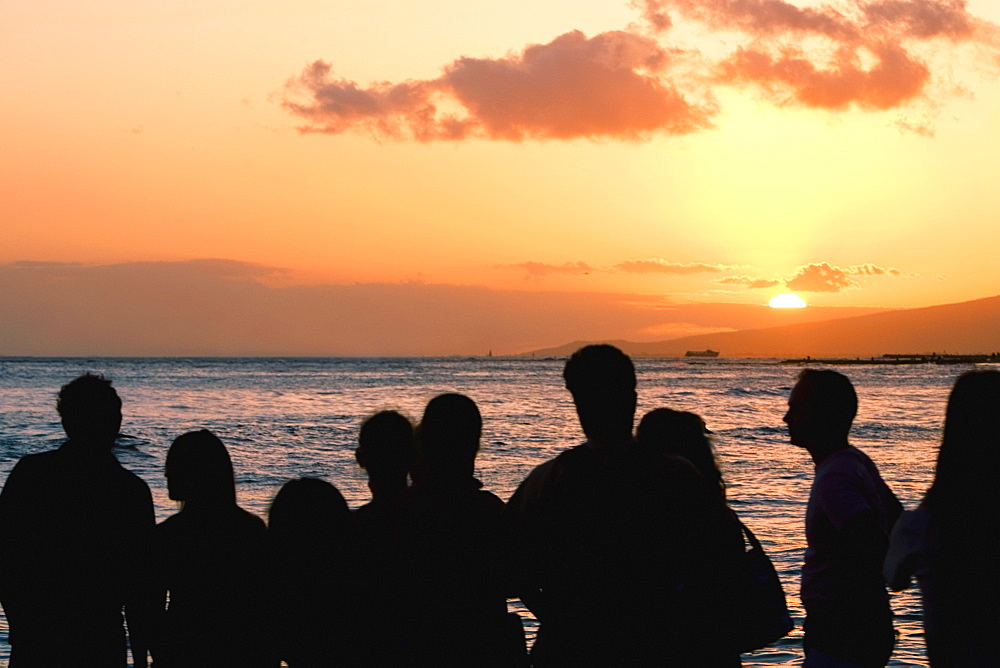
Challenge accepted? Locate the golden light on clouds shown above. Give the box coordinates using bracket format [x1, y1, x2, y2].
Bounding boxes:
[4, 0, 1000, 354]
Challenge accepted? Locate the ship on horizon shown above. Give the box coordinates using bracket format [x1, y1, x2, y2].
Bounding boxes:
[685, 349, 720, 358]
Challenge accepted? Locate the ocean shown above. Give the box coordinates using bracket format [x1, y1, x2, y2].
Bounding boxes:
[0, 355, 975, 666]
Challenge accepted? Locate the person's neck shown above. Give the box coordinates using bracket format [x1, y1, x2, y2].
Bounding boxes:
[369, 475, 408, 502]
[180, 497, 237, 513]
[808, 439, 851, 465]
[63, 437, 115, 456]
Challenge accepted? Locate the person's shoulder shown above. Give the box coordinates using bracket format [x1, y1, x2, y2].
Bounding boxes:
[474, 488, 506, 513]
[157, 511, 185, 538]
[817, 446, 872, 475]
[14, 448, 64, 470]
[116, 465, 153, 493]
[235, 505, 267, 532]
[505, 454, 564, 514]
[1, 449, 65, 489]
[515, 455, 561, 490]
[515, 446, 587, 490]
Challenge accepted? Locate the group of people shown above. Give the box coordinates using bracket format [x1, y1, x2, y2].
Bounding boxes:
[0, 344, 995, 667]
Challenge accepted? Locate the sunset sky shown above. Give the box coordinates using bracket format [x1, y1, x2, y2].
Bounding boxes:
[4, 0, 1000, 355]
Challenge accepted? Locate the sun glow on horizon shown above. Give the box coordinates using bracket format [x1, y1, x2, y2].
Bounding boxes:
[769, 293, 807, 308]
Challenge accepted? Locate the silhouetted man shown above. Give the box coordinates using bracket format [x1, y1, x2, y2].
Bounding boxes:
[785, 369, 901, 667]
[396, 394, 513, 666]
[506, 345, 742, 666]
[0, 373, 157, 666]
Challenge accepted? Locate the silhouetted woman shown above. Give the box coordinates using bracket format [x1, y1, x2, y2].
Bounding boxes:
[886, 370, 1000, 666]
[638, 408, 786, 664]
[154, 429, 274, 667]
[637, 408, 726, 498]
[396, 393, 518, 665]
[268, 477, 358, 666]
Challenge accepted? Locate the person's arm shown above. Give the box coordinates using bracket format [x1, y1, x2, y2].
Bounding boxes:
[124, 483, 162, 667]
[839, 508, 891, 581]
[0, 459, 33, 629]
[883, 509, 926, 591]
[502, 462, 553, 619]
[818, 465, 896, 593]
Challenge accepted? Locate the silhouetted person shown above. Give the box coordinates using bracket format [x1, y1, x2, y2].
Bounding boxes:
[153, 430, 274, 667]
[785, 369, 901, 667]
[395, 393, 515, 665]
[355, 409, 415, 519]
[353, 410, 415, 663]
[637, 408, 725, 498]
[506, 345, 743, 666]
[0, 373, 157, 666]
[268, 477, 359, 666]
[638, 407, 792, 658]
[885, 370, 1000, 666]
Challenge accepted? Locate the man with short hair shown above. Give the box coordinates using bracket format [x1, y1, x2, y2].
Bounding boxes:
[0, 373, 157, 666]
[785, 369, 901, 667]
[506, 345, 742, 665]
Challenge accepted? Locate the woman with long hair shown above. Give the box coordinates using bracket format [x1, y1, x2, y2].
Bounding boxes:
[154, 430, 274, 667]
[268, 477, 358, 666]
[885, 369, 1000, 666]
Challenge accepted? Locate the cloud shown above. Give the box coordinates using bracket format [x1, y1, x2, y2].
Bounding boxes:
[652, 0, 862, 41]
[786, 262, 858, 292]
[615, 258, 730, 274]
[718, 43, 930, 110]
[893, 116, 936, 136]
[863, 0, 977, 40]
[639, 321, 739, 337]
[785, 261, 901, 292]
[647, 0, 991, 112]
[281, 0, 999, 142]
[500, 258, 732, 277]
[848, 263, 901, 276]
[283, 30, 714, 141]
[502, 261, 595, 277]
[718, 275, 781, 288]
[0, 259, 776, 356]
[647, 0, 981, 42]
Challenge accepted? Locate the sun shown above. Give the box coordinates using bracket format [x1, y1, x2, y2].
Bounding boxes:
[769, 293, 807, 308]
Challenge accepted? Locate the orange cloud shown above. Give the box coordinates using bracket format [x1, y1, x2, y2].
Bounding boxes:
[863, 0, 977, 40]
[653, 0, 862, 40]
[283, 0, 998, 141]
[283, 30, 713, 141]
[718, 43, 929, 110]
[503, 261, 595, 277]
[718, 275, 781, 288]
[786, 261, 902, 292]
[649, 0, 990, 111]
[849, 263, 901, 276]
[615, 258, 731, 273]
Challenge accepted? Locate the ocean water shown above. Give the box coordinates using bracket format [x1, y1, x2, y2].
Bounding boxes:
[0, 356, 979, 666]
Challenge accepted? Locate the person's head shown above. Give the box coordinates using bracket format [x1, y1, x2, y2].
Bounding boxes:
[57, 373, 122, 446]
[925, 370, 1000, 510]
[165, 429, 236, 505]
[356, 410, 415, 474]
[637, 408, 724, 497]
[268, 477, 351, 539]
[563, 344, 637, 446]
[416, 393, 481, 479]
[784, 369, 857, 451]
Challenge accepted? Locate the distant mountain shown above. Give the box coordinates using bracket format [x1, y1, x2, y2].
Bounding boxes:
[524, 295, 1000, 358]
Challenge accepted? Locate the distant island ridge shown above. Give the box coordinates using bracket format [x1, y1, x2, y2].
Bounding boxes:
[521, 295, 1000, 359]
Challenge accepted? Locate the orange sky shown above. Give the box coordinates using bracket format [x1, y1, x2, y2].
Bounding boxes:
[3, 0, 1000, 354]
